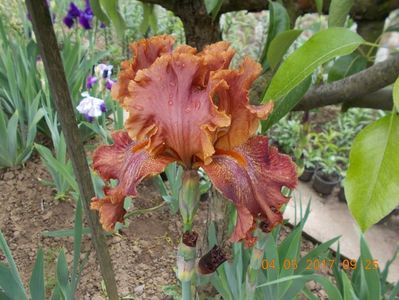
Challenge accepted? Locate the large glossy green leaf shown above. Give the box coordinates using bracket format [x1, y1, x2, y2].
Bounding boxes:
[263, 28, 363, 102]
[204, 0, 224, 20]
[345, 114, 399, 230]
[267, 29, 302, 70]
[89, 0, 110, 25]
[393, 77, 399, 112]
[259, 2, 290, 69]
[261, 76, 311, 131]
[99, 0, 126, 38]
[29, 249, 45, 300]
[328, 53, 368, 82]
[140, 4, 158, 34]
[328, 0, 354, 27]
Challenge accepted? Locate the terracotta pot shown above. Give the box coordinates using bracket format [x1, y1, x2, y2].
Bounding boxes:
[298, 167, 315, 182]
[312, 169, 340, 196]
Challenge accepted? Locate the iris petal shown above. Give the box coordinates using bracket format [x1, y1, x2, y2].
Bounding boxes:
[111, 35, 175, 105]
[213, 58, 274, 150]
[91, 131, 173, 230]
[202, 136, 297, 244]
[124, 53, 231, 166]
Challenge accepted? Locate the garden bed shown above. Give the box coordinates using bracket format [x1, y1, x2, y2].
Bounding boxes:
[0, 156, 337, 299]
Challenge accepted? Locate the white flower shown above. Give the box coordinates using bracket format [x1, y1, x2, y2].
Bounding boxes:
[95, 63, 113, 79]
[76, 92, 106, 122]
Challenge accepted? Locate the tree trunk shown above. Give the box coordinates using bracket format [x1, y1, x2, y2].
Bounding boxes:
[173, 0, 221, 49]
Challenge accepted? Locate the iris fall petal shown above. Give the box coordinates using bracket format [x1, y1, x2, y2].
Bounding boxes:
[202, 136, 297, 243]
[91, 131, 173, 230]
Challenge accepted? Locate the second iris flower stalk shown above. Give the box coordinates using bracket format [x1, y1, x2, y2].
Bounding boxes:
[177, 170, 229, 299]
[177, 170, 200, 300]
[176, 170, 270, 300]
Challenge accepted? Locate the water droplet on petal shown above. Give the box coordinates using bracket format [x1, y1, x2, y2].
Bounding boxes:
[195, 102, 201, 110]
[169, 82, 176, 87]
[168, 100, 173, 105]
[185, 106, 192, 113]
[133, 104, 144, 111]
[181, 63, 185, 67]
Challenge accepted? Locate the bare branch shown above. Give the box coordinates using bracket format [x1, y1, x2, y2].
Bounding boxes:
[295, 54, 399, 111]
[346, 88, 393, 110]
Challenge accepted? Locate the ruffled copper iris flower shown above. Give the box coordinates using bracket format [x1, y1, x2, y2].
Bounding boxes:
[91, 35, 297, 245]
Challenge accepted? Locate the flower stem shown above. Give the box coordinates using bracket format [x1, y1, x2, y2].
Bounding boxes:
[177, 170, 200, 300]
[182, 279, 192, 300]
[246, 231, 268, 300]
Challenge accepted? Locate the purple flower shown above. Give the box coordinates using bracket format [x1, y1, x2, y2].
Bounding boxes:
[106, 79, 115, 90]
[68, 2, 81, 18]
[86, 76, 98, 89]
[63, 15, 75, 28]
[100, 102, 107, 113]
[63, 2, 81, 28]
[79, 7, 93, 30]
[83, 114, 94, 122]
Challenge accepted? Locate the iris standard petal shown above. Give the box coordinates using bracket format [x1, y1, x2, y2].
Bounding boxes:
[124, 52, 231, 166]
[213, 58, 274, 150]
[202, 136, 297, 244]
[111, 35, 175, 104]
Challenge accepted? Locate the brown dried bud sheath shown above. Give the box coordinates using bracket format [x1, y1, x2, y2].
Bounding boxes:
[198, 245, 227, 275]
[182, 231, 198, 247]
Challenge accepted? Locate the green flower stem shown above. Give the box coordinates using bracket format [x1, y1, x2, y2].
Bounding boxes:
[177, 170, 200, 300]
[246, 231, 268, 300]
[177, 241, 196, 300]
[182, 280, 192, 300]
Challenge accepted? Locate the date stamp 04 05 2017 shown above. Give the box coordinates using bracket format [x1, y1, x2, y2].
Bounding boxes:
[261, 258, 379, 271]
